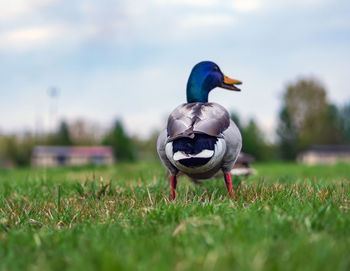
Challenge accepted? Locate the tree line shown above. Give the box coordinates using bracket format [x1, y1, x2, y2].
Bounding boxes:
[1, 77, 350, 167]
[277, 78, 350, 159]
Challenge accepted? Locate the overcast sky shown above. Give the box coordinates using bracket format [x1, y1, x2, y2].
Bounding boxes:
[1, 0, 349, 139]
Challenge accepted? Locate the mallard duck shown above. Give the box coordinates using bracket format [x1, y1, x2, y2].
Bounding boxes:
[157, 61, 242, 200]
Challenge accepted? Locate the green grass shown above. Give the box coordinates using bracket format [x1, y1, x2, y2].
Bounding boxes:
[0, 161, 349, 271]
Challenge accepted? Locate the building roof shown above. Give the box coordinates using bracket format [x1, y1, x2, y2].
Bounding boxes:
[32, 146, 114, 157]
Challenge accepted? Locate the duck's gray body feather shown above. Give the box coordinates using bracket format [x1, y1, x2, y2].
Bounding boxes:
[167, 103, 230, 140]
[157, 102, 242, 180]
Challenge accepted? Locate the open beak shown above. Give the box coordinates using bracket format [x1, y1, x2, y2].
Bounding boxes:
[221, 75, 242, 91]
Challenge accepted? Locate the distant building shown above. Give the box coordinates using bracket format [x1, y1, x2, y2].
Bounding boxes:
[31, 146, 115, 167]
[297, 145, 350, 165]
[231, 152, 257, 176]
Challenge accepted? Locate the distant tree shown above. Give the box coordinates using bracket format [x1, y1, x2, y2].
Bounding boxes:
[323, 104, 345, 144]
[338, 103, 350, 142]
[50, 121, 72, 145]
[103, 120, 136, 161]
[277, 77, 343, 159]
[68, 119, 103, 145]
[0, 133, 35, 167]
[240, 119, 266, 160]
[231, 112, 274, 161]
[132, 131, 159, 160]
[277, 108, 298, 160]
[3, 136, 20, 164]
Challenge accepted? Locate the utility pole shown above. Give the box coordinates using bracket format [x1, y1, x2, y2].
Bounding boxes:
[47, 86, 60, 132]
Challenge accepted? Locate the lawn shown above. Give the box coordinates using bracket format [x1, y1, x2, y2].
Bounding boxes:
[0, 161, 349, 271]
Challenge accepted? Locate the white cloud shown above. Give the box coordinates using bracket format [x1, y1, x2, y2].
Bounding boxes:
[0, 26, 62, 50]
[0, 22, 102, 52]
[0, 0, 260, 52]
[0, 3, 31, 21]
[232, 0, 261, 12]
[155, 0, 264, 13]
[155, 0, 218, 7]
[179, 14, 236, 29]
[0, 0, 58, 21]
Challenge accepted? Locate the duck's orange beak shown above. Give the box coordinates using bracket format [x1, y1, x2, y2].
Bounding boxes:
[221, 75, 242, 91]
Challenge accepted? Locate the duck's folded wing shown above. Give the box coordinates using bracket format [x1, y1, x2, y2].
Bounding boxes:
[157, 128, 179, 175]
[167, 102, 230, 140]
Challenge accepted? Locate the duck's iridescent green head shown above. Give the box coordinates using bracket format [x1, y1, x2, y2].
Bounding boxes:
[186, 61, 242, 103]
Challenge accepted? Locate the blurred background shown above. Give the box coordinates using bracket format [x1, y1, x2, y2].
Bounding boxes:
[1, 0, 350, 168]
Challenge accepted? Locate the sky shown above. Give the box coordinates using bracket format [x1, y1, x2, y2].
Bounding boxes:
[0, 0, 350, 139]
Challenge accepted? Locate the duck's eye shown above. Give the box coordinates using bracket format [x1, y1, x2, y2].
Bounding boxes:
[213, 66, 219, 72]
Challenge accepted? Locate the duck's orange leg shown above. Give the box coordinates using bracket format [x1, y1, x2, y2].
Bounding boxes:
[224, 173, 234, 197]
[170, 175, 178, 200]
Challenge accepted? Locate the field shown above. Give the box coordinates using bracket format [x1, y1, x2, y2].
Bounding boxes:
[0, 161, 349, 271]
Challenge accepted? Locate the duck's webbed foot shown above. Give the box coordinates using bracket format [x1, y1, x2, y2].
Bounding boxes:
[223, 173, 234, 197]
